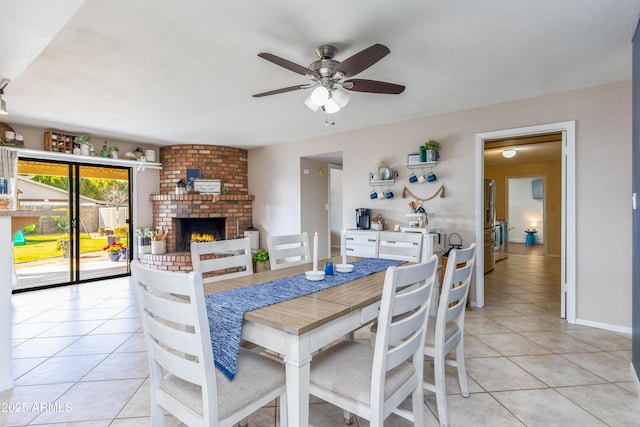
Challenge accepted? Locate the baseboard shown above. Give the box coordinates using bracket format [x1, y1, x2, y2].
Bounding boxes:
[631, 362, 640, 399]
[575, 318, 632, 335]
[0, 378, 13, 392]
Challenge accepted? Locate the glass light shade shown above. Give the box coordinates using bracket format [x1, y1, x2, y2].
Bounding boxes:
[304, 95, 320, 112]
[324, 97, 341, 114]
[310, 86, 329, 106]
[502, 149, 516, 158]
[332, 88, 351, 108]
[530, 221, 537, 228]
[0, 98, 6, 115]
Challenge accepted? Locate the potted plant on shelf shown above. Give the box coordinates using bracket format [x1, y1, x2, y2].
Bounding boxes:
[74, 134, 92, 156]
[101, 141, 110, 158]
[424, 139, 440, 162]
[109, 145, 120, 159]
[252, 250, 270, 273]
[136, 226, 152, 254]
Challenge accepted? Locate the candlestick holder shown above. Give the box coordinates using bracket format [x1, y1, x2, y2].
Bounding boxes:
[336, 264, 354, 273]
[305, 270, 325, 281]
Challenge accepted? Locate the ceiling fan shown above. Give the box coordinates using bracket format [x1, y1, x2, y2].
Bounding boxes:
[252, 43, 405, 115]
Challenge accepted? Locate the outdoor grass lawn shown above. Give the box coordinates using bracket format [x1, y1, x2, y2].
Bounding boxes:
[13, 233, 112, 263]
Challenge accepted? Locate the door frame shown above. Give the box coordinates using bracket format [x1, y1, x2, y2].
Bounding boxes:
[475, 121, 576, 323]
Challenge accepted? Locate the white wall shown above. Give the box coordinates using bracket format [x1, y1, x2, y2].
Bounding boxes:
[248, 80, 633, 330]
[508, 177, 544, 244]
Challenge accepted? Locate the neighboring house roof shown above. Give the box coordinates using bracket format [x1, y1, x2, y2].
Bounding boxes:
[17, 176, 112, 206]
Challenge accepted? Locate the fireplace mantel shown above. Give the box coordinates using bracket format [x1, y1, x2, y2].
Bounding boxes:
[150, 194, 255, 203]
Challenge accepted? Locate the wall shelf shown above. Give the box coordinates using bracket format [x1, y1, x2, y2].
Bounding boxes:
[368, 179, 395, 186]
[9, 148, 162, 170]
[405, 161, 437, 169]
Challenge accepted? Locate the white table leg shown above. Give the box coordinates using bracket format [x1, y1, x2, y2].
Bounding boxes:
[283, 333, 311, 427]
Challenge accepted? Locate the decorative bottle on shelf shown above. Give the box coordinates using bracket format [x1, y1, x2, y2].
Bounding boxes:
[101, 142, 110, 158]
[419, 145, 426, 162]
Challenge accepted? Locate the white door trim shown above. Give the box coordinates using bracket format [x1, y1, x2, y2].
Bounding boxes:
[475, 121, 576, 323]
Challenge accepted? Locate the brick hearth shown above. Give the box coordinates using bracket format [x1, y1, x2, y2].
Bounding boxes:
[138, 144, 254, 271]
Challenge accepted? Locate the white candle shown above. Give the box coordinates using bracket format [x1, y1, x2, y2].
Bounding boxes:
[341, 229, 347, 265]
[313, 231, 318, 272]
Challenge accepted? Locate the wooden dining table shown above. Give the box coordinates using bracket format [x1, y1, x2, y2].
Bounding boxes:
[202, 255, 390, 427]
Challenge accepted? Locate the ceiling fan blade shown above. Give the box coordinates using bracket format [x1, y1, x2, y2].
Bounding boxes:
[333, 44, 391, 78]
[252, 84, 309, 98]
[343, 79, 405, 94]
[258, 53, 320, 78]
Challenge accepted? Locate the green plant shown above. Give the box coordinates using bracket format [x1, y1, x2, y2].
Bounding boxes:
[424, 139, 440, 151]
[55, 237, 69, 255]
[220, 184, 229, 195]
[136, 227, 153, 238]
[74, 134, 92, 146]
[252, 250, 269, 263]
[109, 146, 120, 152]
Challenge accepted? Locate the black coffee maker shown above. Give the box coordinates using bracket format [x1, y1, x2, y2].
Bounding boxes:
[356, 208, 371, 230]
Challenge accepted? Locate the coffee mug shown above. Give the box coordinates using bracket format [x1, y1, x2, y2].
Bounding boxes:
[418, 174, 427, 183]
[324, 261, 334, 275]
[427, 171, 437, 182]
[408, 173, 418, 183]
[370, 190, 378, 199]
[384, 190, 394, 199]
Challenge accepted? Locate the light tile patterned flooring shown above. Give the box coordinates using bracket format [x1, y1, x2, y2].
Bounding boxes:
[3, 254, 638, 426]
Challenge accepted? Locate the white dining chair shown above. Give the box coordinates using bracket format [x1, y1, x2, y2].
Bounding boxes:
[369, 231, 425, 345]
[191, 237, 253, 284]
[377, 230, 423, 263]
[423, 243, 476, 427]
[131, 261, 287, 427]
[267, 232, 310, 270]
[309, 255, 438, 427]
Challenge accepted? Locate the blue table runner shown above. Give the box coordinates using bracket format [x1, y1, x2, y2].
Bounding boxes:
[205, 258, 403, 380]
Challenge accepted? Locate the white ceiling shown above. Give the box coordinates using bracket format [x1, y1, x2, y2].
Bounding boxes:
[2, 0, 640, 148]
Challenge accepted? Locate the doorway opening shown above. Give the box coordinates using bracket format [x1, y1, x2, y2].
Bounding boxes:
[476, 121, 576, 323]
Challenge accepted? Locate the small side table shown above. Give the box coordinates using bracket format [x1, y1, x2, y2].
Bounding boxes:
[525, 229, 537, 246]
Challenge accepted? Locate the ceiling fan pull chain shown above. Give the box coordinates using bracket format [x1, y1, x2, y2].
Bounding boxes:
[324, 112, 335, 126]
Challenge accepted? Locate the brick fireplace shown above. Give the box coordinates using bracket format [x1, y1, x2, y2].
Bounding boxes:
[139, 144, 254, 271]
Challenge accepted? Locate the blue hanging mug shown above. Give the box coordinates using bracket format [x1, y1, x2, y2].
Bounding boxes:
[370, 190, 378, 199]
[427, 171, 437, 182]
[408, 173, 418, 183]
[384, 190, 394, 199]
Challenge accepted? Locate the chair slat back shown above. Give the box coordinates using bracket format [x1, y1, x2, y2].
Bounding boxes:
[131, 261, 218, 423]
[371, 255, 438, 400]
[438, 244, 476, 331]
[267, 232, 311, 270]
[378, 231, 423, 263]
[191, 238, 253, 284]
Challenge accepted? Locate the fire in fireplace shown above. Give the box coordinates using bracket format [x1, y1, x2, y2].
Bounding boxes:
[174, 218, 225, 252]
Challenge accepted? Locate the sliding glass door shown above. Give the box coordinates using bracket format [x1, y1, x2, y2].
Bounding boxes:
[12, 159, 132, 291]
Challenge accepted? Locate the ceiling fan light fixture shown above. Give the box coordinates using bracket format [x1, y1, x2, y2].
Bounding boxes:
[310, 86, 329, 106]
[324, 97, 341, 114]
[502, 149, 516, 158]
[304, 95, 320, 112]
[332, 87, 350, 108]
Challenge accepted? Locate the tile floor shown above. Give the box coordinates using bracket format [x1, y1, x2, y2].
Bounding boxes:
[3, 253, 638, 426]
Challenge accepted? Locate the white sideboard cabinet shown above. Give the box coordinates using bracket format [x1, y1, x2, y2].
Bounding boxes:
[345, 229, 437, 261]
[345, 230, 379, 257]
